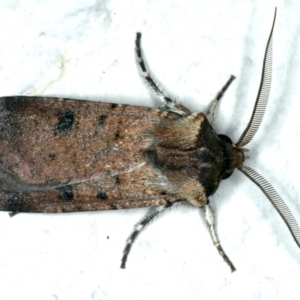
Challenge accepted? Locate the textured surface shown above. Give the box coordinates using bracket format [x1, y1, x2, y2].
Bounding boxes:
[0, 97, 177, 211]
[0, 1, 300, 300]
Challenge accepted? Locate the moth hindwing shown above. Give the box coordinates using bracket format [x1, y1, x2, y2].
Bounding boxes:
[1, 8, 299, 272]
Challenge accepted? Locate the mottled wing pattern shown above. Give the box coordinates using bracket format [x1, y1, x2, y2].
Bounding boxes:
[0, 97, 180, 213]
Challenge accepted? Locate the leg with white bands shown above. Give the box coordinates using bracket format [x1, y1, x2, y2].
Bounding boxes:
[203, 201, 236, 272]
[206, 75, 235, 124]
[120, 202, 173, 269]
[135, 33, 188, 115]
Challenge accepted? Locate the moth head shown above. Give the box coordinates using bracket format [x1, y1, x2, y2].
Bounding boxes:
[217, 134, 244, 180]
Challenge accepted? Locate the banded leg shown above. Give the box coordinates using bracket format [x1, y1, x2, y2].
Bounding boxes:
[203, 201, 236, 272]
[206, 75, 235, 124]
[135, 33, 188, 115]
[121, 203, 173, 269]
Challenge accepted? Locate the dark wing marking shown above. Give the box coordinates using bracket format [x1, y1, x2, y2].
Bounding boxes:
[0, 96, 181, 213]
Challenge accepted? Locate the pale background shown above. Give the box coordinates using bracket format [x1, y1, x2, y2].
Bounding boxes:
[0, 1, 300, 300]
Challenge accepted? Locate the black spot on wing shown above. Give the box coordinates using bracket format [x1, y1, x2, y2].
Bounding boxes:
[4, 196, 25, 212]
[49, 153, 56, 161]
[96, 190, 108, 200]
[54, 109, 74, 135]
[144, 149, 160, 167]
[111, 103, 118, 109]
[58, 185, 74, 202]
[4, 97, 19, 112]
[98, 114, 108, 125]
[115, 176, 120, 185]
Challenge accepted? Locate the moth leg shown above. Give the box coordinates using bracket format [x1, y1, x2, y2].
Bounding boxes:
[203, 201, 236, 272]
[121, 202, 173, 269]
[206, 75, 235, 124]
[135, 33, 189, 115]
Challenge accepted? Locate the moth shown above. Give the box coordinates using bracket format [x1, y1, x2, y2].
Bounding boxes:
[0, 8, 299, 272]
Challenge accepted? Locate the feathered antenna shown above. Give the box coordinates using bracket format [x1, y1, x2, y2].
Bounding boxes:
[237, 8, 300, 250]
[236, 9, 276, 147]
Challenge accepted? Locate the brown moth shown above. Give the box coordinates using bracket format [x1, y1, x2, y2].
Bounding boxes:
[0, 8, 299, 272]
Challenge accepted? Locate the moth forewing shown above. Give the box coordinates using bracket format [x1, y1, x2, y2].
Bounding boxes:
[0, 98, 182, 212]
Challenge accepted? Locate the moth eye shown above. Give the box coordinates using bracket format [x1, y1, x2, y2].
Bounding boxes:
[218, 134, 233, 145]
[221, 170, 233, 180]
